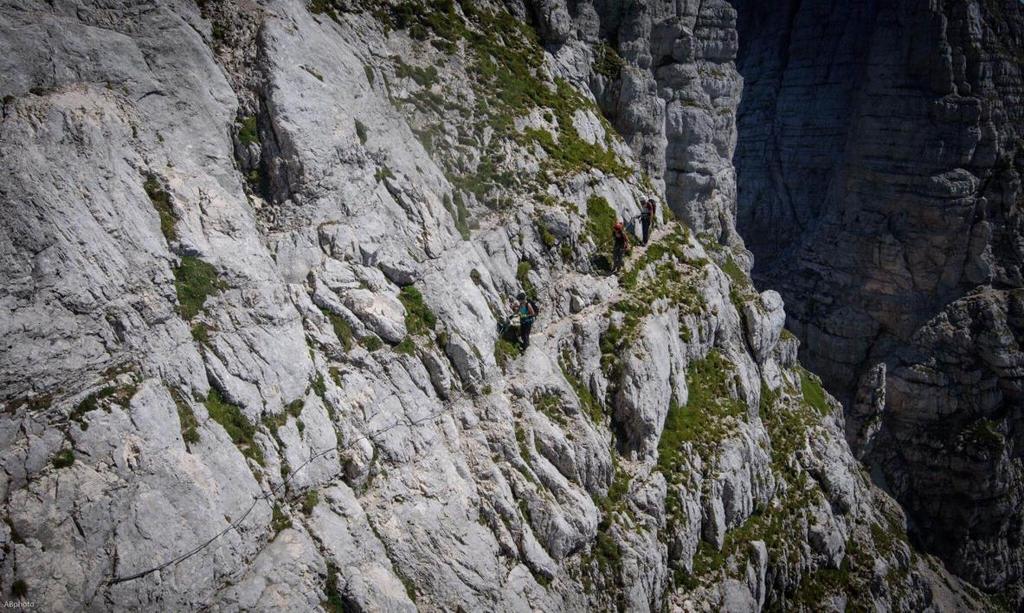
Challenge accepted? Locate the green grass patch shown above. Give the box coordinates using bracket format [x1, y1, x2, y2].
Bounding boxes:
[533, 390, 566, 426]
[558, 350, 603, 423]
[174, 256, 225, 319]
[191, 322, 210, 344]
[395, 336, 417, 355]
[657, 350, 746, 476]
[205, 388, 264, 466]
[395, 60, 439, 87]
[516, 260, 536, 300]
[362, 335, 384, 352]
[172, 389, 201, 447]
[319, 307, 354, 351]
[312, 372, 327, 399]
[376, 1, 630, 197]
[144, 175, 176, 242]
[585, 195, 617, 254]
[271, 503, 292, 533]
[70, 384, 136, 430]
[323, 562, 346, 612]
[398, 285, 437, 335]
[799, 368, 831, 416]
[302, 490, 319, 515]
[238, 115, 259, 146]
[451, 192, 471, 239]
[535, 219, 557, 249]
[51, 449, 75, 469]
[494, 337, 521, 369]
[720, 255, 748, 289]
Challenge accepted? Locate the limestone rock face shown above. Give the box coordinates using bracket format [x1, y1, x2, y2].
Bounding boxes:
[0, 0, 998, 611]
[729, 0, 1024, 596]
[526, 0, 748, 252]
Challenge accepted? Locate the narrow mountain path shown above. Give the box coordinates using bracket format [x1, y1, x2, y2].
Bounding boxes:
[513, 222, 678, 369]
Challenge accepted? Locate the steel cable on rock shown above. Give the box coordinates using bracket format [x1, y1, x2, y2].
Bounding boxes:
[108, 405, 449, 585]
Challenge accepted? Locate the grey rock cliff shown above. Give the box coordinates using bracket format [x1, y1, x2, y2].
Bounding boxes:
[523, 0, 748, 253]
[729, 0, 1024, 598]
[0, 0, 997, 610]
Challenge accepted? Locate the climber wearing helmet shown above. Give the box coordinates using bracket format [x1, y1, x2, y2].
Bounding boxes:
[612, 221, 631, 271]
[511, 292, 537, 349]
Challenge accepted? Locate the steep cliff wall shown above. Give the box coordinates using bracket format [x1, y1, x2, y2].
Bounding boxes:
[730, 0, 1024, 598]
[0, 0, 991, 610]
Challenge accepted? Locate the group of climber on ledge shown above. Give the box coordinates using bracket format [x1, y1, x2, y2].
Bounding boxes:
[503, 198, 659, 351]
[613, 197, 657, 271]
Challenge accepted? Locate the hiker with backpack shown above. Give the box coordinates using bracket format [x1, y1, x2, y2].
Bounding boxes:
[612, 221, 631, 271]
[641, 198, 656, 245]
[511, 292, 537, 349]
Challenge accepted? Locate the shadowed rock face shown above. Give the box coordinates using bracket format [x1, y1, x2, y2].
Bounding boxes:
[730, 0, 1024, 594]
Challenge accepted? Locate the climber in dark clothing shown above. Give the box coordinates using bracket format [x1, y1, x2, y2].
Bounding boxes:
[512, 292, 537, 349]
[612, 221, 631, 271]
[641, 198, 656, 245]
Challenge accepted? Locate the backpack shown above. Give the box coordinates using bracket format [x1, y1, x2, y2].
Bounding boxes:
[529, 299, 540, 316]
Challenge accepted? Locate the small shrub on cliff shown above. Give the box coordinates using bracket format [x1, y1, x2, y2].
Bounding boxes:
[51, 449, 75, 469]
[238, 115, 259, 146]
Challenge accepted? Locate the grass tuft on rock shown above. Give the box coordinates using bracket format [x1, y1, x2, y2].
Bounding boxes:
[172, 390, 201, 448]
[144, 175, 177, 242]
[51, 449, 75, 469]
[302, 490, 320, 515]
[174, 256, 225, 319]
[799, 367, 831, 416]
[319, 307, 354, 351]
[516, 260, 536, 299]
[238, 115, 259, 146]
[494, 337, 521, 369]
[395, 336, 417, 355]
[657, 350, 746, 476]
[585, 195, 617, 254]
[205, 388, 263, 466]
[399, 285, 437, 335]
[362, 335, 384, 352]
[271, 503, 292, 533]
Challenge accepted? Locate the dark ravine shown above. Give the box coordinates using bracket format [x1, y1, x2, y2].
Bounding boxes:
[729, 0, 1024, 599]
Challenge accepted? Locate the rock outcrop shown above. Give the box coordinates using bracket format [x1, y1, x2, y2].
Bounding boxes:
[0, 0, 996, 610]
[730, 0, 1024, 598]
